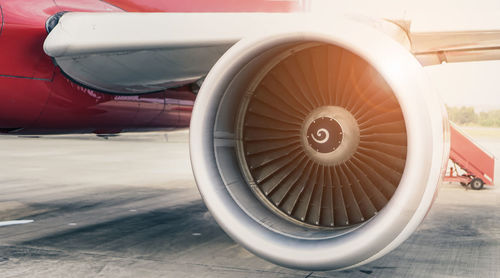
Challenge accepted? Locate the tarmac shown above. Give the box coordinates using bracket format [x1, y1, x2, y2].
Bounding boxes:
[0, 131, 498, 277]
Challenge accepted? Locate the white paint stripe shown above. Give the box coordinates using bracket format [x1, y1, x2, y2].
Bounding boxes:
[484, 174, 493, 184]
[0, 220, 34, 227]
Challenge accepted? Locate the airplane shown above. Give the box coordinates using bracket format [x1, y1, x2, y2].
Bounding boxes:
[1, 0, 499, 271]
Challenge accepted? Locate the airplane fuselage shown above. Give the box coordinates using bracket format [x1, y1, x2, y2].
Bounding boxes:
[0, 0, 302, 134]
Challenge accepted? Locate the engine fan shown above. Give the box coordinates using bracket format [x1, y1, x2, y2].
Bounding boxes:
[239, 43, 406, 228]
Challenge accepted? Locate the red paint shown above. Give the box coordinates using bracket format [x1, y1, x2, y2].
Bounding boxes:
[0, 1, 56, 79]
[0, 0, 303, 134]
[445, 125, 495, 185]
[102, 0, 305, 12]
[0, 76, 51, 129]
[54, 0, 123, 12]
[0, 4, 3, 35]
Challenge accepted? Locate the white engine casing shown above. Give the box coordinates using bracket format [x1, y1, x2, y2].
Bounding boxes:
[190, 17, 448, 270]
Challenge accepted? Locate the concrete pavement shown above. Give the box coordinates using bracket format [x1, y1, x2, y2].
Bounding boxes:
[0, 132, 498, 277]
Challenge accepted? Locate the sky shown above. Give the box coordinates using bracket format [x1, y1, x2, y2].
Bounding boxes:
[310, 0, 500, 111]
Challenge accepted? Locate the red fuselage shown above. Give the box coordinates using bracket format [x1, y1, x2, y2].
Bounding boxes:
[0, 0, 303, 134]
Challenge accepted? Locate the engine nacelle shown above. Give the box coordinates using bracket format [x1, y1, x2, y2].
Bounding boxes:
[190, 19, 448, 270]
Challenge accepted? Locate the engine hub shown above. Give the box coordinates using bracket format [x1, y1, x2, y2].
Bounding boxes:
[302, 106, 360, 165]
[306, 116, 342, 153]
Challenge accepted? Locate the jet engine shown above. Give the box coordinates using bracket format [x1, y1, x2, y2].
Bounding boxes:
[190, 19, 448, 270]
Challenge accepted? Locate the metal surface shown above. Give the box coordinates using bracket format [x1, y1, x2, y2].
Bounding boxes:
[0, 0, 194, 133]
[190, 18, 447, 270]
[0, 3, 3, 37]
[0, 0, 305, 132]
[42, 14, 413, 95]
[102, 0, 305, 12]
[300, 106, 359, 165]
[42, 9, 500, 95]
[42, 10, 500, 95]
[237, 44, 406, 228]
[411, 30, 500, 65]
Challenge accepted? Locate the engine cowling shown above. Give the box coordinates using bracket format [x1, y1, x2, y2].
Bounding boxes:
[190, 19, 448, 270]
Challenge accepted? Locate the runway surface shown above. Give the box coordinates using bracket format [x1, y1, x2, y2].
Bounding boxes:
[0, 131, 498, 277]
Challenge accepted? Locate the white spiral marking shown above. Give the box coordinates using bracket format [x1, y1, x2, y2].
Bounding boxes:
[311, 128, 329, 144]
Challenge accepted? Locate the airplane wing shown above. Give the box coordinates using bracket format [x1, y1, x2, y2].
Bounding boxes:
[43, 12, 500, 95]
[411, 30, 500, 65]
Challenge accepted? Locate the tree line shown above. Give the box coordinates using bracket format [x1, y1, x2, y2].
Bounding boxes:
[447, 106, 500, 127]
